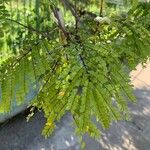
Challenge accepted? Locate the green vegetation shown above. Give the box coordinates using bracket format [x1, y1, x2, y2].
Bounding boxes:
[0, 0, 150, 147]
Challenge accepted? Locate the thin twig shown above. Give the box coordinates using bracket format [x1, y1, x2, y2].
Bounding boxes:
[100, 0, 104, 17]
[60, 0, 76, 17]
[50, 5, 70, 40]
[4, 18, 50, 39]
[11, 37, 45, 68]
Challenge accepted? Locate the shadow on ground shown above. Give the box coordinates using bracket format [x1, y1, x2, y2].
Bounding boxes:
[90, 87, 150, 150]
[0, 87, 150, 150]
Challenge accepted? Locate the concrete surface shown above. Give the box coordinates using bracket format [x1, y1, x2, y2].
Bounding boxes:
[0, 62, 150, 150]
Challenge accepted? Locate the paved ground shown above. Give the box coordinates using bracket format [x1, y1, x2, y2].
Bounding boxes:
[0, 62, 150, 150]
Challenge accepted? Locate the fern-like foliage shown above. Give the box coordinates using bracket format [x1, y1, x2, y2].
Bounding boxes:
[0, 0, 150, 144]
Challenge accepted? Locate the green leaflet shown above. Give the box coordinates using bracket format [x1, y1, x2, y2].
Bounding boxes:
[0, 29, 4, 38]
[0, 39, 52, 112]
